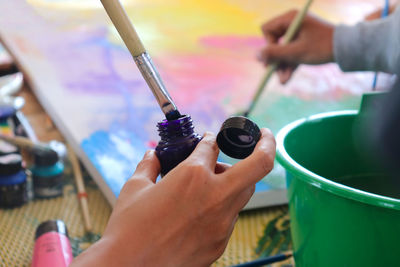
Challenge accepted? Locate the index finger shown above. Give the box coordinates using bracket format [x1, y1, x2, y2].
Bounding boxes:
[261, 9, 298, 43]
[184, 131, 219, 171]
[221, 128, 276, 194]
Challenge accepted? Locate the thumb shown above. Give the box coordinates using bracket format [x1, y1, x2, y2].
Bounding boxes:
[131, 150, 160, 184]
[259, 43, 303, 65]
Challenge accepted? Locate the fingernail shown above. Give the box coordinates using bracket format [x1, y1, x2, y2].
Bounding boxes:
[260, 128, 273, 137]
[144, 150, 154, 158]
[283, 70, 291, 83]
[202, 131, 215, 140]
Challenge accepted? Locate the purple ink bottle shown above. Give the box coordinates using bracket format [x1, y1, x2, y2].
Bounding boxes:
[130, 48, 201, 175]
[155, 115, 202, 176]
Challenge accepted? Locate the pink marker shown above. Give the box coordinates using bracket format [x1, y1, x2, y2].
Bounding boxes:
[32, 220, 73, 267]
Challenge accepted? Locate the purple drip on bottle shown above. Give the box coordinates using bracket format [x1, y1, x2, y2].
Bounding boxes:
[155, 115, 202, 176]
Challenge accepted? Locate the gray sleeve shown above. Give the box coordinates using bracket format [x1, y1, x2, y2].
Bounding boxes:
[333, 6, 400, 74]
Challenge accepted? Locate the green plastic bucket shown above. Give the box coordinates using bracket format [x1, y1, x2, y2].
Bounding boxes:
[276, 103, 400, 266]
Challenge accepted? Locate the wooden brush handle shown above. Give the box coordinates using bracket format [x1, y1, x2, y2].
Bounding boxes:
[282, 0, 313, 44]
[244, 0, 313, 116]
[0, 134, 47, 150]
[67, 144, 93, 232]
[100, 0, 146, 57]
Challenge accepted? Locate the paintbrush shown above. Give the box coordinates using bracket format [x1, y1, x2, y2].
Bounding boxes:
[231, 251, 293, 267]
[243, 0, 314, 117]
[67, 144, 93, 235]
[0, 133, 49, 151]
[100, 0, 181, 121]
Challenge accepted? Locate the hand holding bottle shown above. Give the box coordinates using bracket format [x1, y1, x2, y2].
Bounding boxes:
[258, 10, 334, 84]
[71, 129, 275, 267]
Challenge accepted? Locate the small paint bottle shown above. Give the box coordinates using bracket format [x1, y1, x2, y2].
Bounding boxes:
[0, 153, 28, 208]
[31, 148, 64, 198]
[155, 115, 202, 176]
[32, 220, 73, 267]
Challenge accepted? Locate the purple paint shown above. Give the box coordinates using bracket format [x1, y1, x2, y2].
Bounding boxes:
[155, 115, 202, 176]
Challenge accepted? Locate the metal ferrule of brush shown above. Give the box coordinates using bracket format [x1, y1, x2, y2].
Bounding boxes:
[134, 52, 177, 116]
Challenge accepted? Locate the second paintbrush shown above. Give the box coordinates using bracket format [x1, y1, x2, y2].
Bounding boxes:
[243, 0, 314, 117]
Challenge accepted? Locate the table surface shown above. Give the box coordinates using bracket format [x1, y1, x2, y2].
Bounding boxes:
[0, 60, 293, 267]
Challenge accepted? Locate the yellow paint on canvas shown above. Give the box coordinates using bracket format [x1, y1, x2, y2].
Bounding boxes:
[122, 0, 261, 53]
[26, 0, 383, 54]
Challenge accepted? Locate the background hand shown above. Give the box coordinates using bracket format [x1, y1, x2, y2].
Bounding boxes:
[258, 10, 334, 84]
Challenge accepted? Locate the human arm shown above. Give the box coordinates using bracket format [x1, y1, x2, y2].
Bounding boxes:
[334, 5, 400, 73]
[70, 129, 276, 267]
[258, 5, 400, 83]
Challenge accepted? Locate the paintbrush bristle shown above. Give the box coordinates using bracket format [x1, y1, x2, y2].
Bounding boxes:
[165, 109, 182, 121]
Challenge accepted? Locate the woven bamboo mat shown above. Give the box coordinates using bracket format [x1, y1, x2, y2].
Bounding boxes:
[0, 164, 292, 267]
[0, 165, 111, 266]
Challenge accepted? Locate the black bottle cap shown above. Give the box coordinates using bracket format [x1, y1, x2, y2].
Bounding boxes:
[35, 220, 69, 240]
[33, 147, 59, 166]
[0, 153, 23, 176]
[217, 116, 261, 159]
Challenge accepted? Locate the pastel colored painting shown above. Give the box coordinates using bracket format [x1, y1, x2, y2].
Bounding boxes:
[0, 0, 388, 208]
